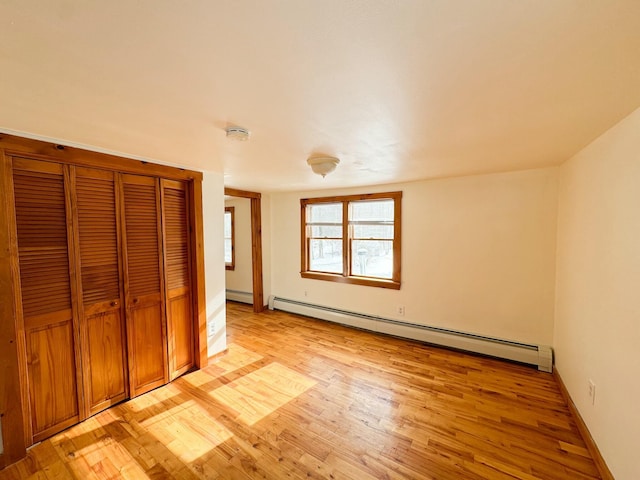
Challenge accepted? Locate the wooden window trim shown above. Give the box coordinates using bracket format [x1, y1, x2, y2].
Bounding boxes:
[300, 191, 402, 290]
[224, 207, 235, 270]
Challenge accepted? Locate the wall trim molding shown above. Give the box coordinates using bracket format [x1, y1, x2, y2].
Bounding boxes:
[553, 369, 614, 480]
[225, 290, 253, 305]
[269, 296, 553, 371]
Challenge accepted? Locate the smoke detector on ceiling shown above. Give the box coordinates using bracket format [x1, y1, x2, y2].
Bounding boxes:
[226, 126, 250, 141]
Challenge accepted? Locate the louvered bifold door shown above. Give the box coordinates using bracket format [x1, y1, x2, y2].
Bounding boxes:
[71, 167, 128, 416]
[11, 158, 81, 443]
[161, 180, 194, 380]
[120, 174, 169, 397]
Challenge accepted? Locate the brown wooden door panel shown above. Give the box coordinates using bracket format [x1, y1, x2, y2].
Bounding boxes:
[168, 292, 193, 377]
[129, 303, 166, 391]
[26, 321, 80, 442]
[73, 167, 128, 416]
[85, 308, 127, 414]
[161, 180, 194, 380]
[12, 158, 81, 443]
[121, 174, 168, 397]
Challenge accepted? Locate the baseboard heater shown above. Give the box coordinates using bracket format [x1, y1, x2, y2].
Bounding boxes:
[226, 289, 253, 305]
[268, 296, 553, 372]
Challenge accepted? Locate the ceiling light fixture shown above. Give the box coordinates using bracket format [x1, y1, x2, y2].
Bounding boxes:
[226, 126, 250, 141]
[307, 156, 340, 178]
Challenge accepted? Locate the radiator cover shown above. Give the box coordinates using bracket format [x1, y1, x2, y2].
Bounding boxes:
[268, 296, 553, 372]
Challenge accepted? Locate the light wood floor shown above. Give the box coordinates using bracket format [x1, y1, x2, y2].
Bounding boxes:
[1, 302, 600, 479]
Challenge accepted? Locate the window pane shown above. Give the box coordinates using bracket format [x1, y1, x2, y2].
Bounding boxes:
[308, 203, 342, 223]
[309, 239, 343, 273]
[353, 224, 393, 239]
[350, 199, 394, 222]
[223, 211, 232, 237]
[351, 240, 393, 279]
[301, 192, 400, 287]
[310, 225, 342, 238]
[224, 238, 232, 263]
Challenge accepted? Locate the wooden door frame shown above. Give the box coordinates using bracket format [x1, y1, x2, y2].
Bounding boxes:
[0, 150, 27, 466]
[224, 188, 264, 313]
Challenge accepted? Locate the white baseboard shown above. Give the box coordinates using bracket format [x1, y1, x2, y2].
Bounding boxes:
[226, 289, 253, 305]
[268, 295, 553, 372]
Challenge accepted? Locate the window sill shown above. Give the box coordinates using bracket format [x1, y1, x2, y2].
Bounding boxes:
[300, 271, 401, 290]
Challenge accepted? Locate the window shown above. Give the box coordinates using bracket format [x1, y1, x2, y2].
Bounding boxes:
[224, 207, 235, 270]
[301, 192, 401, 289]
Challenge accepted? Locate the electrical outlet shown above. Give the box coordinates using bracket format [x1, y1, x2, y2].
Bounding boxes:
[304, 290, 308, 297]
[588, 379, 596, 405]
[208, 322, 216, 336]
[397, 305, 405, 316]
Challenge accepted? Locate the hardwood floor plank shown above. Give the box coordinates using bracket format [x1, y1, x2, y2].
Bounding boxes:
[1, 302, 602, 479]
[42, 460, 73, 480]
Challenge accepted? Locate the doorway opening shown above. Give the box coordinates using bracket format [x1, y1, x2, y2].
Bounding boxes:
[224, 188, 264, 312]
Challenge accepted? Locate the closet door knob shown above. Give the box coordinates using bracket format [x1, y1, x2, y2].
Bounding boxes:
[133, 298, 139, 304]
[110, 301, 119, 307]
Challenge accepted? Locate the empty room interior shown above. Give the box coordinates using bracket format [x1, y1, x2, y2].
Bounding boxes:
[0, 1, 639, 479]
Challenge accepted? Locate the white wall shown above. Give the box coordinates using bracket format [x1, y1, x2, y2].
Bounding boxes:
[202, 171, 227, 356]
[555, 107, 640, 479]
[270, 167, 558, 346]
[225, 197, 253, 294]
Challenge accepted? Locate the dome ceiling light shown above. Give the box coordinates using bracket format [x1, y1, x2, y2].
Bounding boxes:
[307, 156, 340, 178]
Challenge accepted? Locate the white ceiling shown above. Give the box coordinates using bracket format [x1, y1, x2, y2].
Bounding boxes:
[1, 1, 639, 192]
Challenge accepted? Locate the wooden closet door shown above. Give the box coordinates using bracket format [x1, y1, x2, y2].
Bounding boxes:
[120, 174, 168, 397]
[72, 167, 128, 415]
[161, 180, 194, 380]
[11, 158, 81, 443]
